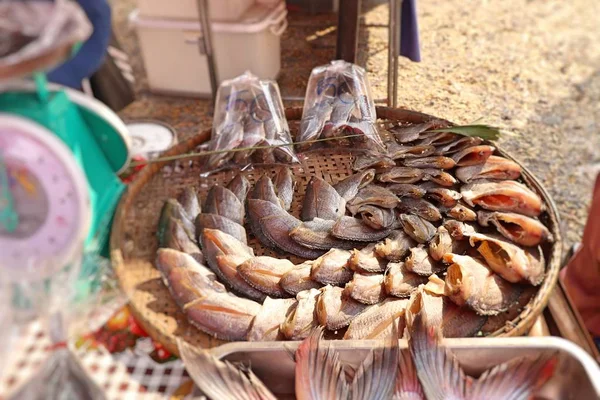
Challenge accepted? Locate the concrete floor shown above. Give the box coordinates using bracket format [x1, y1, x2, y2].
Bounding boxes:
[112, 0, 600, 249]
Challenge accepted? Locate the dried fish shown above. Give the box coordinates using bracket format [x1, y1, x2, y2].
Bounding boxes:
[247, 297, 297, 341]
[435, 136, 483, 155]
[443, 220, 478, 240]
[273, 167, 295, 211]
[195, 213, 247, 245]
[281, 288, 321, 340]
[331, 216, 392, 242]
[469, 232, 545, 285]
[405, 246, 445, 276]
[316, 285, 369, 329]
[203, 185, 244, 225]
[386, 142, 436, 159]
[160, 217, 204, 264]
[377, 167, 425, 184]
[348, 243, 388, 273]
[399, 214, 436, 243]
[443, 253, 520, 315]
[249, 175, 282, 208]
[352, 154, 396, 171]
[428, 226, 453, 261]
[343, 272, 386, 304]
[480, 286, 537, 334]
[397, 197, 442, 222]
[456, 155, 522, 183]
[333, 169, 376, 201]
[450, 145, 495, 166]
[416, 131, 457, 146]
[311, 249, 353, 285]
[421, 168, 457, 187]
[462, 180, 544, 216]
[391, 121, 445, 143]
[346, 185, 400, 213]
[238, 256, 295, 297]
[247, 199, 325, 259]
[384, 262, 428, 298]
[443, 202, 478, 221]
[386, 183, 427, 198]
[420, 183, 462, 208]
[226, 174, 251, 203]
[280, 261, 323, 296]
[178, 187, 201, 221]
[298, 101, 334, 149]
[302, 176, 347, 221]
[344, 298, 409, 339]
[289, 218, 361, 250]
[357, 204, 396, 229]
[402, 156, 456, 170]
[478, 211, 552, 247]
[158, 198, 196, 244]
[375, 230, 416, 261]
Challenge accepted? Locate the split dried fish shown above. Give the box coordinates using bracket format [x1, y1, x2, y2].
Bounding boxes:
[160, 217, 204, 264]
[273, 167, 295, 211]
[402, 156, 456, 170]
[352, 154, 396, 171]
[420, 183, 462, 208]
[428, 226, 453, 261]
[386, 183, 427, 198]
[311, 248, 353, 285]
[456, 155, 522, 183]
[195, 213, 247, 245]
[376, 167, 425, 184]
[450, 144, 495, 166]
[238, 256, 295, 297]
[333, 169, 376, 201]
[298, 101, 334, 149]
[203, 185, 245, 225]
[281, 288, 321, 340]
[421, 168, 457, 187]
[469, 232, 545, 285]
[331, 216, 392, 242]
[247, 199, 325, 259]
[356, 204, 396, 229]
[435, 136, 483, 155]
[397, 197, 442, 222]
[226, 174, 251, 203]
[316, 285, 369, 330]
[391, 121, 446, 143]
[346, 185, 400, 213]
[302, 176, 347, 221]
[178, 187, 201, 222]
[344, 272, 386, 305]
[290, 218, 362, 250]
[280, 261, 323, 296]
[399, 214, 436, 243]
[443, 220, 477, 240]
[250, 175, 282, 208]
[375, 230, 416, 261]
[386, 142, 436, 159]
[478, 211, 552, 247]
[405, 246, 445, 276]
[443, 253, 520, 315]
[443, 202, 478, 221]
[384, 262, 428, 298]
[247, 297, 297, 341]
[462, 180, 544, 216]
[344, 298, 409, 339]
[158, 198, 196, 244]
[348, 243, 387, 273]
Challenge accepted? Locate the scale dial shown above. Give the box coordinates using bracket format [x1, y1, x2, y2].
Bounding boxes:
[0, 114, 90, 282]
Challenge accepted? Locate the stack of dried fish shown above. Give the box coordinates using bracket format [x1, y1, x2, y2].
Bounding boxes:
[155, 120, 553, 342]
[180, 311, 558, 400]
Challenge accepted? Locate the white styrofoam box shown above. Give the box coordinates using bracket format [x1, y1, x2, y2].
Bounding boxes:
[130, 2, 287, 96]
[137, 0, 255, 22]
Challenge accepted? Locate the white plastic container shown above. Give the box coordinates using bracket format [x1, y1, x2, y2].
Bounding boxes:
[137, 0, 255, 22]
[130, 2, 287, 97]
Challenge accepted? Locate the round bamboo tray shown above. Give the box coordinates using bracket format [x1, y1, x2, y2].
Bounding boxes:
[110, 107, 562, 356]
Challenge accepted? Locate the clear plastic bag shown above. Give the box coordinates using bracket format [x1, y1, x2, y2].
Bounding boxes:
[0, 0, 92, 79]
[298, 60, 385, 153]
[204, 71, 298, 171]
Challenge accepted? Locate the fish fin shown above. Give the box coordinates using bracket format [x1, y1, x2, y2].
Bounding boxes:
[393, 349, 425, 400]
[178, 339, 276, 400]
[295, 327, 349, 400]
[468, 353, 558, 400]
[408, 311, 468, 400]
[350, 320, 399, 400]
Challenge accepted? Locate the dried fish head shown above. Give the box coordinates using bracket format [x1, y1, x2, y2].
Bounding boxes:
[343, 272, 386, 305]
[348, 243, 387, 273]
[273, 167, 295, 211]
[451, 145, 495, 167]
[384, 262, 428, 298]
[281, 288, 321, 340]
[377, 167, 425, 184]
[331, 216, 392, 242]
[386, 183, 427, 198]
[177, 187, 201, 221]
[402, 156, 456, 170]
[161, 217, 204, 264]
[346, 185, 400, 213]
[421, 169, 457, 187]
[203, 185, 245, 225]
[375, 230, 416, 261]
[428, 226, 453, 261]
[397, 197, 442, 222]
[443, 202, 478, 221]
[311, 248, 353, 285]
[226, 174, 251, 203]
[399, 214, 436, 243]
[387, 142, 436, 159]
[247, 298, 297, 341]
[316, 285, 369, 329]
[352, 154, 396, 171]
[289, 218, 361, 250]
[195, 213, 247, 245]
[250, 175, 282, 208]
[357, 205, 396, 229]
[158, 198, 196, 244]
[405, 246, 445, 276]
[435, 136, 483, 155]
[443, 219, 478, 240]
[420, 183, 462, 208]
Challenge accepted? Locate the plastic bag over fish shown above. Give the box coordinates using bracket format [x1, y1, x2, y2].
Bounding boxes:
[298, 60, 385, 153]
[203, 71, 298, 172]
[0, 0, 92, 80]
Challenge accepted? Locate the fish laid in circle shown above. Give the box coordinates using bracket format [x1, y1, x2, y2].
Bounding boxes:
[158, 198, 196, 244]
[160, 216, 204, 264]
[178, 187, 201, 222]
[249, 175, 282, 208]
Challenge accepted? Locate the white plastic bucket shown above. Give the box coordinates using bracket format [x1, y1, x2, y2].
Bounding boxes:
[130, 2, 288, 96]
[137, 0, 255, 22]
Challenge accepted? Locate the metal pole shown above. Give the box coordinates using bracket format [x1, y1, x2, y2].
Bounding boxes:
[197, 0, 218, 102]
[336, 0, 361, 63]
[387, 0, 401, 107]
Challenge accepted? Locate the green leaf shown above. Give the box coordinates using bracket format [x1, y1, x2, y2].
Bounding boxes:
[428, 124, 503, 141]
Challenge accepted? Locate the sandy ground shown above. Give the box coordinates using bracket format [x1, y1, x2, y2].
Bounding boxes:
[111, 0, 600, 249]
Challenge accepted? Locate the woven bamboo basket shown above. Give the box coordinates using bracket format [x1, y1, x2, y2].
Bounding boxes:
[110, 107, 562, 356]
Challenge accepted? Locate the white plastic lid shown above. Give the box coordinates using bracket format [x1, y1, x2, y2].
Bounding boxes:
[126, 120, 177, 159]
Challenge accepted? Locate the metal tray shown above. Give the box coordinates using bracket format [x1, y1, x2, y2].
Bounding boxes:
[212, 337, 600, 399]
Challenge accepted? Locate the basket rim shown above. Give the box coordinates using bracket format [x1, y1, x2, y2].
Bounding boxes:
[110, 106, 562, 355]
